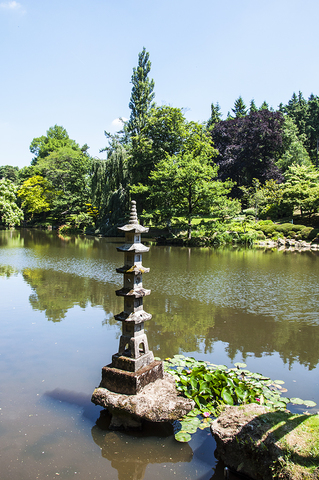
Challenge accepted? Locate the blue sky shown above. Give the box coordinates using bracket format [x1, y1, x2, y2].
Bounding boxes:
[1, 0, 318, 168]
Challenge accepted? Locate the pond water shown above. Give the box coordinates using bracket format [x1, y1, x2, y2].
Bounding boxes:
[0, 229, 318, 480]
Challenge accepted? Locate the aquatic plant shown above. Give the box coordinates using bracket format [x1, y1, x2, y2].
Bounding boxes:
[163, 355, 316, 442]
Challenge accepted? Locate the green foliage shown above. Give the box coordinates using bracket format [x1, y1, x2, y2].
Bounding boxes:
[126, 47, 155, 136]
[164, 355, 316, 442]
[36, 147, 92, 222]
[128, 105, 188, 191]
[0, 178, 24, 227]
[283, 164, 319, 217]
[58, 212, 94, 235]
[254, 221, 317, 240]
[30, 125, 88, 165]
[231, 96, 248, 118]
[277, 116, 311, 172]
[18, 175, 54, 216]
[131, 117, 223, 239]
[207, 102, 222, 129]
[92, 134, 129, 225]
[282, 92, 319, 165]
[0, 165, 19, 183]
[249, 99, 258, 114]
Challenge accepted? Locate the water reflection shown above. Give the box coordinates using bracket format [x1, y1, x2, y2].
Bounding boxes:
[18, 264, 319, 371]
[92, 412, 193, 480]
[21, 267, 121, 322]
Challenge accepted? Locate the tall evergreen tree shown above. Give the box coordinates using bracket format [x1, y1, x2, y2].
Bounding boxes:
[249, 100, 258, 114]
[283, 92, 308, 138]
[306, 94, 319, 166]
[126, 48, 155, 136]
[231, 96, 247, 118]
[207, 102, 222, 129]
[260, 101, 269, 110]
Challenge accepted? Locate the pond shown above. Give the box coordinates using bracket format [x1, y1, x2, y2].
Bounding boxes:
[0, 229, 318, 480]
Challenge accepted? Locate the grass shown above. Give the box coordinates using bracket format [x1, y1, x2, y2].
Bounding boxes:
[260, 411, 319, 479]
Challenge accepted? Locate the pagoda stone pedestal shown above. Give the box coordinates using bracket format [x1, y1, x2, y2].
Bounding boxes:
[98, 200, 163, 395]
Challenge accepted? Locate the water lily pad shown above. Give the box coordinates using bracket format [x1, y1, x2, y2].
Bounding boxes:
[175, 431, 191, 443]
[199, 422, 210, 430]
[303, 400, 317, 407]
[273, 380, 285, 385]
[234, 362, 247, 368]
[217, 365, 228, 370]
[182, 424, 198, 434]
[290, 397, 304, 405]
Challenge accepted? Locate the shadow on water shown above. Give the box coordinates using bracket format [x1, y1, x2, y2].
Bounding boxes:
[44, 388, 198, 480]
[44, 388, 227, 480]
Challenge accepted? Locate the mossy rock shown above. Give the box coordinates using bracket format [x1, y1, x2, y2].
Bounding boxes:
[211, 404, 319, 480]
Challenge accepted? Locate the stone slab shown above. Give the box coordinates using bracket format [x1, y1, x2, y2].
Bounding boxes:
[99, 360, 163, 395]
[111, 351, 154, 372]
[92, 372, 195, 427]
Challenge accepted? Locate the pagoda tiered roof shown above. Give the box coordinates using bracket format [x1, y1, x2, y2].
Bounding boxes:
[114, 310, 152, 323]
[118, 224, 149, 233]
[115, 287, 151, 298]
[116, 264, 150, 274]
[116, 243, 149, 253]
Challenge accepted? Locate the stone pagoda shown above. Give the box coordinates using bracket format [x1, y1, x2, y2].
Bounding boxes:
[98, 200, 163, 395]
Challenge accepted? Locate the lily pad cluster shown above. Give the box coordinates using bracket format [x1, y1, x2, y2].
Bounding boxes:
[163, 355, 317, 442]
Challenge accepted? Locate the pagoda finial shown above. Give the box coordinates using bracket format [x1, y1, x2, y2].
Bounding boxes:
[129, 200, 138, 225]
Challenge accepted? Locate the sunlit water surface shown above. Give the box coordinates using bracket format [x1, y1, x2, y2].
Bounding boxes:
[0, 229, 318, 480]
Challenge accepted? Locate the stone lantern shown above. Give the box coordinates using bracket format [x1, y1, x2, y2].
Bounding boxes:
[98, 200, 163, 395]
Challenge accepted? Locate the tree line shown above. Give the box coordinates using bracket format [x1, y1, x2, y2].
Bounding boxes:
[1, 48, 319, 240]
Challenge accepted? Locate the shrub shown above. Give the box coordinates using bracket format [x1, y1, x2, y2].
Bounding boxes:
[300, 227, 315, 240]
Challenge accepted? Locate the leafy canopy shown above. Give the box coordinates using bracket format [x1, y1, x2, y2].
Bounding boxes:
[30, 125, 89, 165]
[127, 47, 155, 136]
[0, 178, 24, 226]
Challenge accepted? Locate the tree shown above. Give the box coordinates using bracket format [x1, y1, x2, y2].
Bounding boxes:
[17, 175, 54, 217]
[207, 102, 222, 129]
[282, 164, 319, 217]
[91, 134, 129, 225]
[142, 154, 224, 240]
[283, 92, 308, 138]
[211, 110, 285, 189]
[231, 96, 247, 118]
[260, 101, 270, 111]
[35, 147, 91, 221]
[127, 105, 191, 208]
[0, 165, 19, 183]
[306, 94, 319, 166]
[0, 178, 24, 226]
[249, 100, 258, 114]
[30, 125, 89, 165]
[281, 92, 319, 166]
[126, 47, 155, 136]
[131, 119, 221, 239]
[276, 117, 311, 172]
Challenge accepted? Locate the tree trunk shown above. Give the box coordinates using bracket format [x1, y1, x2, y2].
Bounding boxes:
[187, 217, 192, 240]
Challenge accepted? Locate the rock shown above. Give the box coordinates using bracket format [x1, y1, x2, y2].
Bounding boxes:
[92, 373, 194, 429]
[211, 405, 276, 480]
[211, 404, 319, 480]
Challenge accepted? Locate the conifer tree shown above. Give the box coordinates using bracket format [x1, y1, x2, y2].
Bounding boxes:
[249, 100, 258, 114]
[260, 101, 269, 110]
[126, 48, 155, 136]
[207, 102, 222, 129]
[231, 96, 247, 118]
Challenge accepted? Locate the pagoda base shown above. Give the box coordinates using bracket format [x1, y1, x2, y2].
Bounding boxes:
[112, 351, 154, 372]
[99, 360, 164, 395]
